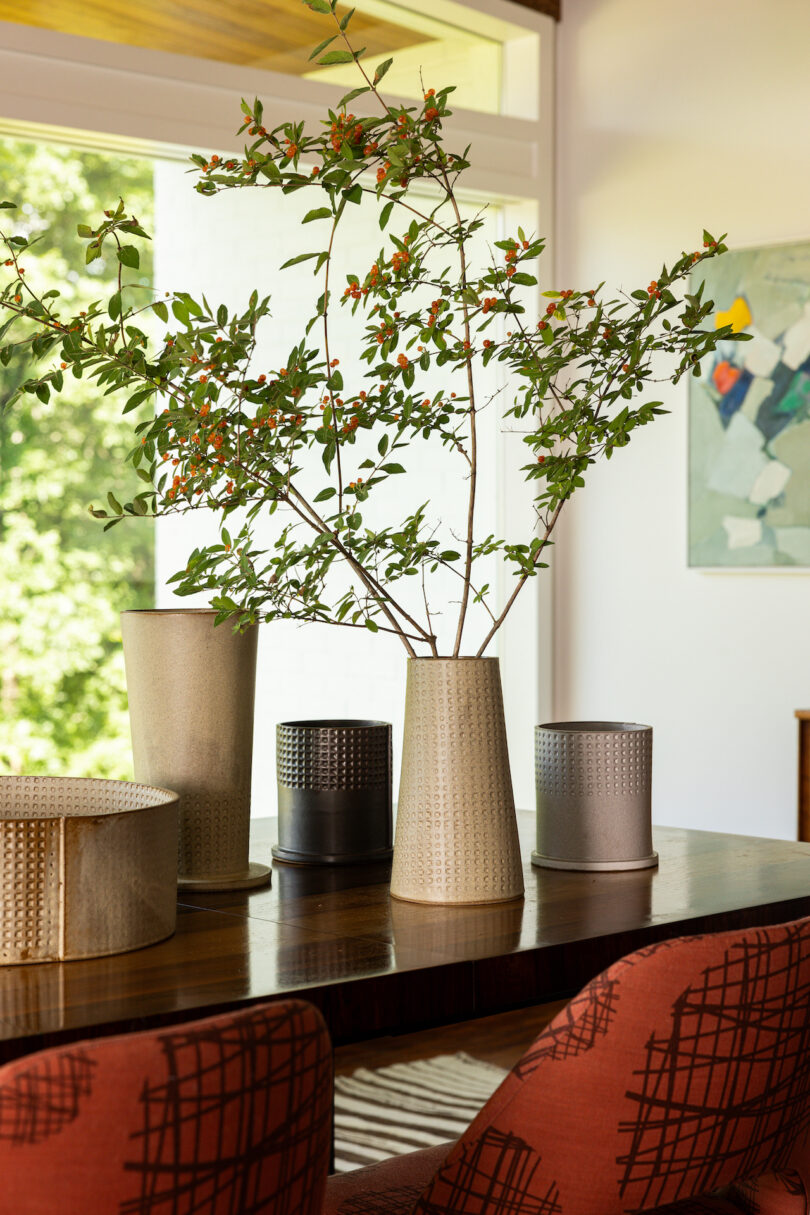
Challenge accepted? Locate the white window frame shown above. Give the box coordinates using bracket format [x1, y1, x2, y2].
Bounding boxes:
[0, 1, 555, 797]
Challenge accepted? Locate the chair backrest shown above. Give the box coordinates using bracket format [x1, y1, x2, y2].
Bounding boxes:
[415, 917, 810, 1214]
[0, 997, 332, 1215]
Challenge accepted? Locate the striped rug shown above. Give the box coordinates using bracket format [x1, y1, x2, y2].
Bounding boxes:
[333, 1052, 508, 1174]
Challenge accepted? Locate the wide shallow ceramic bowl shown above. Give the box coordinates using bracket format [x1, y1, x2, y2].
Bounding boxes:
[0, 776, 179, 964]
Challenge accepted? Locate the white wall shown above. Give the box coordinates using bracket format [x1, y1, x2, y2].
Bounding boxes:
[554, 0, 810, 839]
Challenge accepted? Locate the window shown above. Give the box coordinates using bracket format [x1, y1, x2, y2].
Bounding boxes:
[0, 135, 154, 776]
[0, 0, 553, 807]
[0, 0, 540, 117]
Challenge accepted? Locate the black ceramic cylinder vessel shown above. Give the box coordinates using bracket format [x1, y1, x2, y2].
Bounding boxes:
[273, 719, 393, 866]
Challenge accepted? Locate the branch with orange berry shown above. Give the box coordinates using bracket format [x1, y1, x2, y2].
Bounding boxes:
[0, 4, 750, 656]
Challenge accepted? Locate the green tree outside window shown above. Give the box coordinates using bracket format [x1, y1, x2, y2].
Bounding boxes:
[0, 137, 154, 776]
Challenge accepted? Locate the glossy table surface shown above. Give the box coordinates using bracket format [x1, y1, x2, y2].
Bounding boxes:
[2, 813, 810, 1063]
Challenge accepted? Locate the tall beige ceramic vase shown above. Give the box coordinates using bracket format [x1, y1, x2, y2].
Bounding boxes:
[121, 609, 270, 892]
[390, 657, 524, 905]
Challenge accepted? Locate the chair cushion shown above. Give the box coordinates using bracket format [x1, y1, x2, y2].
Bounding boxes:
[323, 1143, 452, 1214]
[726, 1172, 807, 1215]
[324, 1166, 806, 1215]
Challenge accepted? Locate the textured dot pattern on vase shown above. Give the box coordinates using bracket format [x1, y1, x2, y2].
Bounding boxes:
[0, 819, 60, 963]
[0, 775, 169, 818]
[391, 659, 524, 905]
[276, 725, 391, 791]
[177, 790, 252, 879]
[536, 728, 652, 800]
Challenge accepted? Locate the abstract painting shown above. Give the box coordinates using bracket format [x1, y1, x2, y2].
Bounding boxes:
[689, 239, 810, 567]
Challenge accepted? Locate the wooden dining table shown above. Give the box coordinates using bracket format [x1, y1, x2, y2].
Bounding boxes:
[2, 812, 810, 1065]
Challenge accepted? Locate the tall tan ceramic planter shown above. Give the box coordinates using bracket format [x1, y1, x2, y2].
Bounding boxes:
[390, 657, 524, 905]
[121, 609, 270, 892]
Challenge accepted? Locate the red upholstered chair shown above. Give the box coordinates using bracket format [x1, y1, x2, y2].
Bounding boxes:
[325, 916, 810, 1215]
[0, 997, 332, 1215]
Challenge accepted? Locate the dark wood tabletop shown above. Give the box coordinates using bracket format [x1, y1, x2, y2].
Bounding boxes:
[2, 813, 810, 1064]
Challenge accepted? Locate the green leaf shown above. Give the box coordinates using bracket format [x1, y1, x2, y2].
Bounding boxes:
[365, 618, 379, 632]
[280, 251, 320, 270]
[302, 0, 332, 12]
[0, 201, 17, 210]
[379, 200, 394, 229]
[342, 184, 362, 205]
[117, 245, 140, 269]
[382, 462, 405, 473]
[152, 300, 168, 322]
[339, 7, 354, 29]
[308, 34, 336, 60]
[373, 57, 393, 85]
[440, 549, 460, 560]
[338, 85, 370, 106]
[303, 207, 333, 223]
[318, 49, 354, 65]
[76, 223, 93, 237]
[377, 434, 389, 456]
[314, 486, 337, 502]
[108, 291, 122, 321]
[107, 492, 123, 515]
[86, 243, 102, 264]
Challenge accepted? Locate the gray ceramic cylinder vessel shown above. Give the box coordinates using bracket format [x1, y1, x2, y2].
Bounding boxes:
[532, 721, 658, 872]
[274, 719, 393, 865]
[390, 657, 524, 905]
[121, 608, 271, 891]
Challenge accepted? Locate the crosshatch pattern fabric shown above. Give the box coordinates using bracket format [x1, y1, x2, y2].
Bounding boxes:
[324, 917, 810, 1215]
[0, 998, 332, 1215]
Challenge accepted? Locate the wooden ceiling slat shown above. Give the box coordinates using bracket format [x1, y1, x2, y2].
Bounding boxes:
[507, 0, 559, 18]
[0, 0, 431, 71]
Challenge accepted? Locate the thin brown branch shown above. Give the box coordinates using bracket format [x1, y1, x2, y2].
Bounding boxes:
[475, 499, 565, 657]
[441, 167, 478, 657]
